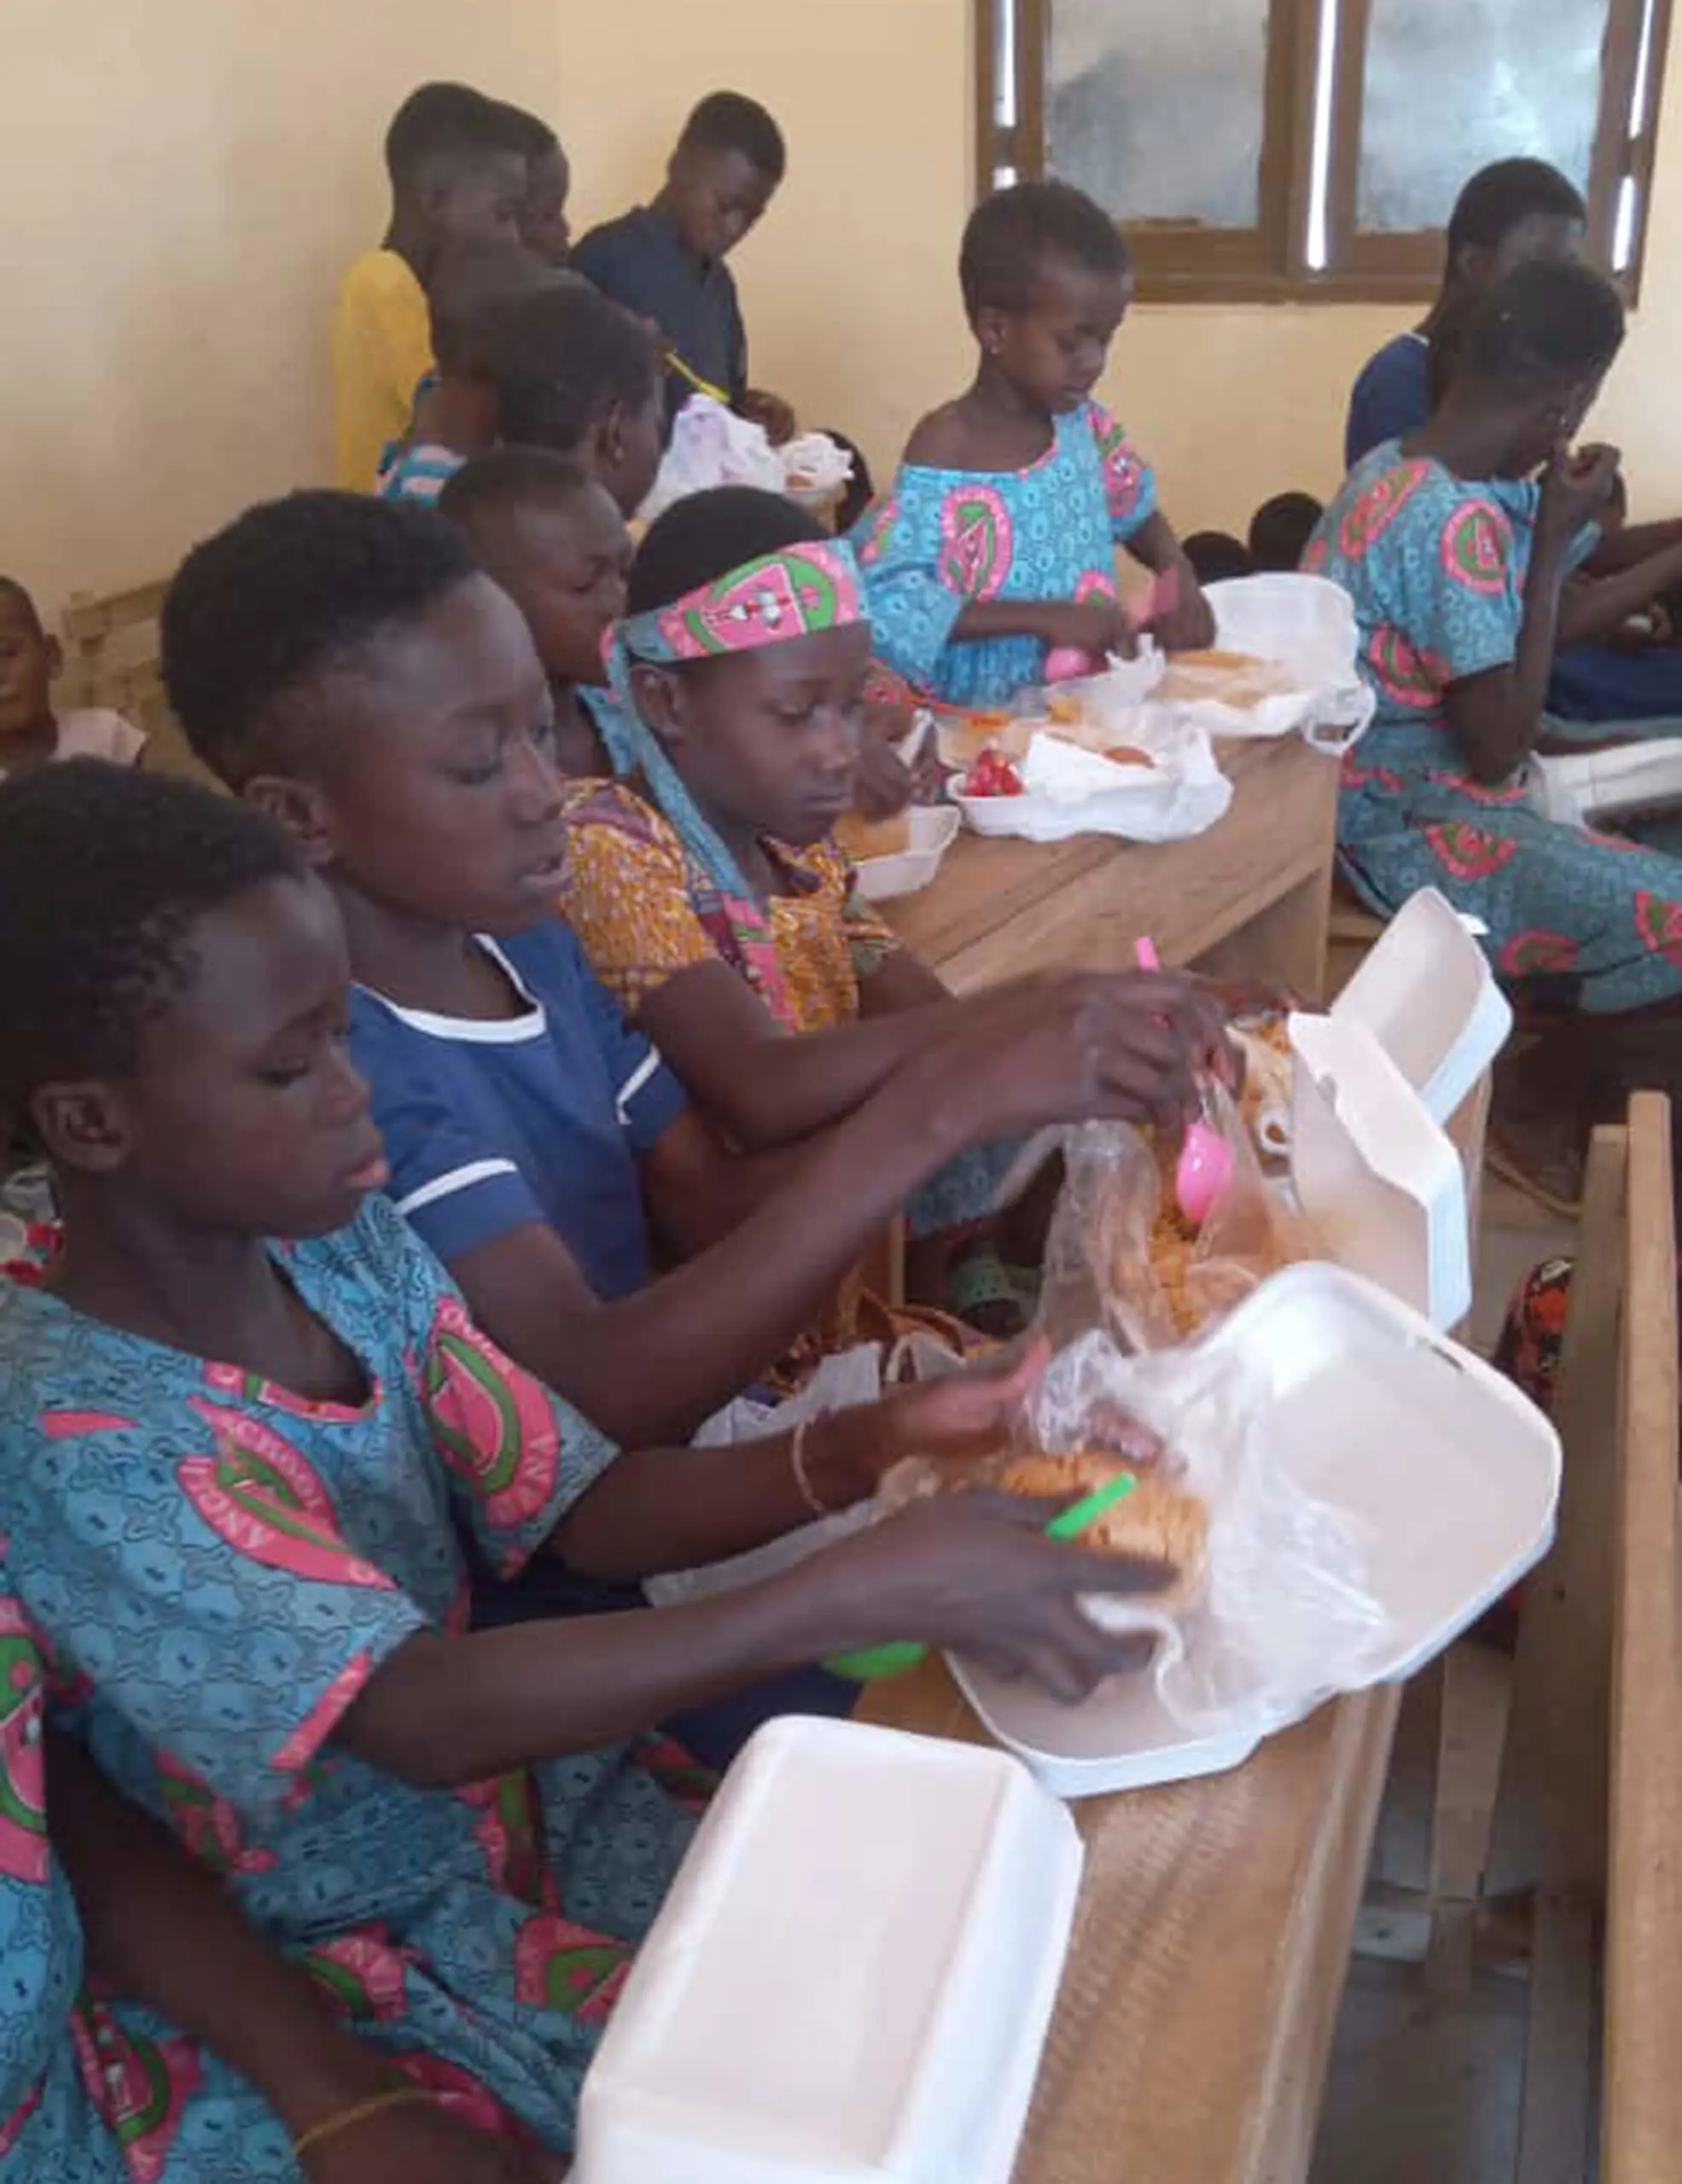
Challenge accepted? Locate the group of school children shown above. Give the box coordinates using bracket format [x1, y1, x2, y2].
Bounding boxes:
[0, 65, 1676, 2179]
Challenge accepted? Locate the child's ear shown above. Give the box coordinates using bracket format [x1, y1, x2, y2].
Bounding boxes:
[30, 1082, 131, 1175]
[245, 775, 335, 867]
[974, 305, 1010, 359]
[630, 661, 686, 752]
[591, 407, 625, 473]
[43, 636, 63, 682]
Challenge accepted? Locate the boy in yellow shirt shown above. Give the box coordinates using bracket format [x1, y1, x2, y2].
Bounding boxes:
[332, 82, 532, 490]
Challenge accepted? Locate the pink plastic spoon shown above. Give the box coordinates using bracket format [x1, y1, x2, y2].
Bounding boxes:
[1134, 936, 1234, 1226]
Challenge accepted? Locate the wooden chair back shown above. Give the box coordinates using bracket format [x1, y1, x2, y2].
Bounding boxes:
[60, 580, 214, 782]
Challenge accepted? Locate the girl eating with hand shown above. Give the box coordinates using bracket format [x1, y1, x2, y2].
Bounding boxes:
[0, 761, 1173, 2167]
[1307, 258, 1682, 1015]
[855, 180, 1213, 707]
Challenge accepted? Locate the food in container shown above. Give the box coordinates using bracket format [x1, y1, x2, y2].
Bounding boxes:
[833, 809, 911, 860]
[996, 1450, 1209, 1606]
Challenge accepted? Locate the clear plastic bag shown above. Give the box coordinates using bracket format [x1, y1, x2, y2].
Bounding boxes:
[1035, 1090, 1315, 1355]
[1027, 1330, 1392, 1734]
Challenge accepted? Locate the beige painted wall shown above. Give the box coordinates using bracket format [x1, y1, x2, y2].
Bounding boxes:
[0, 0, 562, 613]
[566, 0, 1682, 531]
[5, 0, 1681, 618]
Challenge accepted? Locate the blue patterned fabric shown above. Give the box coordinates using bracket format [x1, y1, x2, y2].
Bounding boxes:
[1307, 445, 1682, 1010]
[853, 400, 1158, 707]
[0, 1198, 701, 2171]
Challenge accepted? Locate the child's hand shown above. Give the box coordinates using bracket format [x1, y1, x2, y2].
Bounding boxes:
[810, 1493, 1167, 1701]
[870, 1338, 1050, 1474]
[1039, 598, 1137, 667]
[739, 389, 798, 446]
[854, 708, 917, 821]
[304, 2101, 562, 2184]
[1147, 560, 1217, 653]
[1539, 441, 1622, 548]
[924, 967, 1232, 1141]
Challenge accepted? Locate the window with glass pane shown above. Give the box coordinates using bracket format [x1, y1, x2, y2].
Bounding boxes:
[978, 0, 1669, 299]
[1047, 0, 1272, 227]
[1358, 0, 1612, 232]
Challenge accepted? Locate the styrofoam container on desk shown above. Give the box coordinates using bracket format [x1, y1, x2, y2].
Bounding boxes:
[1330, 886, 1512, 1125]
[852, 804, 962, 901]
[952, 1263, 1562, 1799]
[1528, 735, 1682, 826]
[574, 1716, 1083, 2184]
[1289, 1008, 1472, 1330]
[1167, 572, 1376, 751]
[952, 722, 1232, 845]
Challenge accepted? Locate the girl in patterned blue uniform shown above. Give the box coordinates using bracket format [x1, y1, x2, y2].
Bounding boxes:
[1307, 258, 1682, 1014]
[0, 762, 1162, 2177]
[854, 181, 1213, 707]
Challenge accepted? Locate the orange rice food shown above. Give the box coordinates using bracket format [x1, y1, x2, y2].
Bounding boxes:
[996, 1449, 1209, 1602]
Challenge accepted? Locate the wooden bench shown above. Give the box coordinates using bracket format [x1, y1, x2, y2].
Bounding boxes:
[1478, 1091, 1681, 2181]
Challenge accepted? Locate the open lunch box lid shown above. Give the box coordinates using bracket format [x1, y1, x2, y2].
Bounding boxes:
[953, 1265, 1561, 1798]
[1288, 1009, 1472, 1331]
[1330, 886, 1513, 1125]
[574, 1716, 1083, 2184]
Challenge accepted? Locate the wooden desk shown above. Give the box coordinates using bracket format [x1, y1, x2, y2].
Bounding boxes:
[870, 736, 1377, 2181]
[885, 735, 1340, 997]
[860, 1664, 1397, 2184]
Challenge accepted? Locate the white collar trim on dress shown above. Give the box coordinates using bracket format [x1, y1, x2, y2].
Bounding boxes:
[358, 938, 547, 1045]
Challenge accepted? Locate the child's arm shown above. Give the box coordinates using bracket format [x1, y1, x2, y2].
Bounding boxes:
[949, 595, 1138, 655]
[428, 973, 1223, 1446]
[1443, 449, 1618, 783]
[340, 1492, 1166, 1786]
[1123, 512, 1218, 652]
[48, 1734, 549, 2184]
[1556, 541, 1682, 649]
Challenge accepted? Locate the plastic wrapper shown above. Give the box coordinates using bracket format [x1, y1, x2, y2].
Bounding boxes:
[1026, 1331, 1392, 1734]
[639, 395, 784, 520]
[779, 430, 854, 513]
[1035, 1089, 1316, 1355]
[880, 1325, 1392, 1738]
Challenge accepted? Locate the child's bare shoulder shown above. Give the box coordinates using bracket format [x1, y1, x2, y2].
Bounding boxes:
[903, 401, 986, 469]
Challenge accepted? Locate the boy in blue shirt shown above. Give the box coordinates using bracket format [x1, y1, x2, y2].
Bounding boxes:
[1345, 159, 1586, 470]
[574, 91, 794, 439]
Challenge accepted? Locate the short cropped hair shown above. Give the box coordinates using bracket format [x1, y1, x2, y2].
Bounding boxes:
[495, 282, 661, 452]
[439, 446, 597, 535]
[1458, 258, 1626, 392]
[162, 492, 480, 787]
[384, 82, 523, 189]
[1248, 492, 1325, 574]
[678, 91, 786, 183]
[1447, 160, 1586, 257]
[626, 486, 825, 617]
[0, 577, 43, 635]
[0, 760, 304, 1123]
[427, 238, 556, 376]
[960, 180, 1131, 317]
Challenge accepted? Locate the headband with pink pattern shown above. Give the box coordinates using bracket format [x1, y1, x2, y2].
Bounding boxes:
[616, 539, 865, 670]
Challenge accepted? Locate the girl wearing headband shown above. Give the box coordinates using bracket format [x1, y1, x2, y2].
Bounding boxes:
[557, 489, 1045, 1339]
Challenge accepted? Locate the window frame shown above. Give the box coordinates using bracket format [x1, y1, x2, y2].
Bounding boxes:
[977, 0, 1673, 305]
